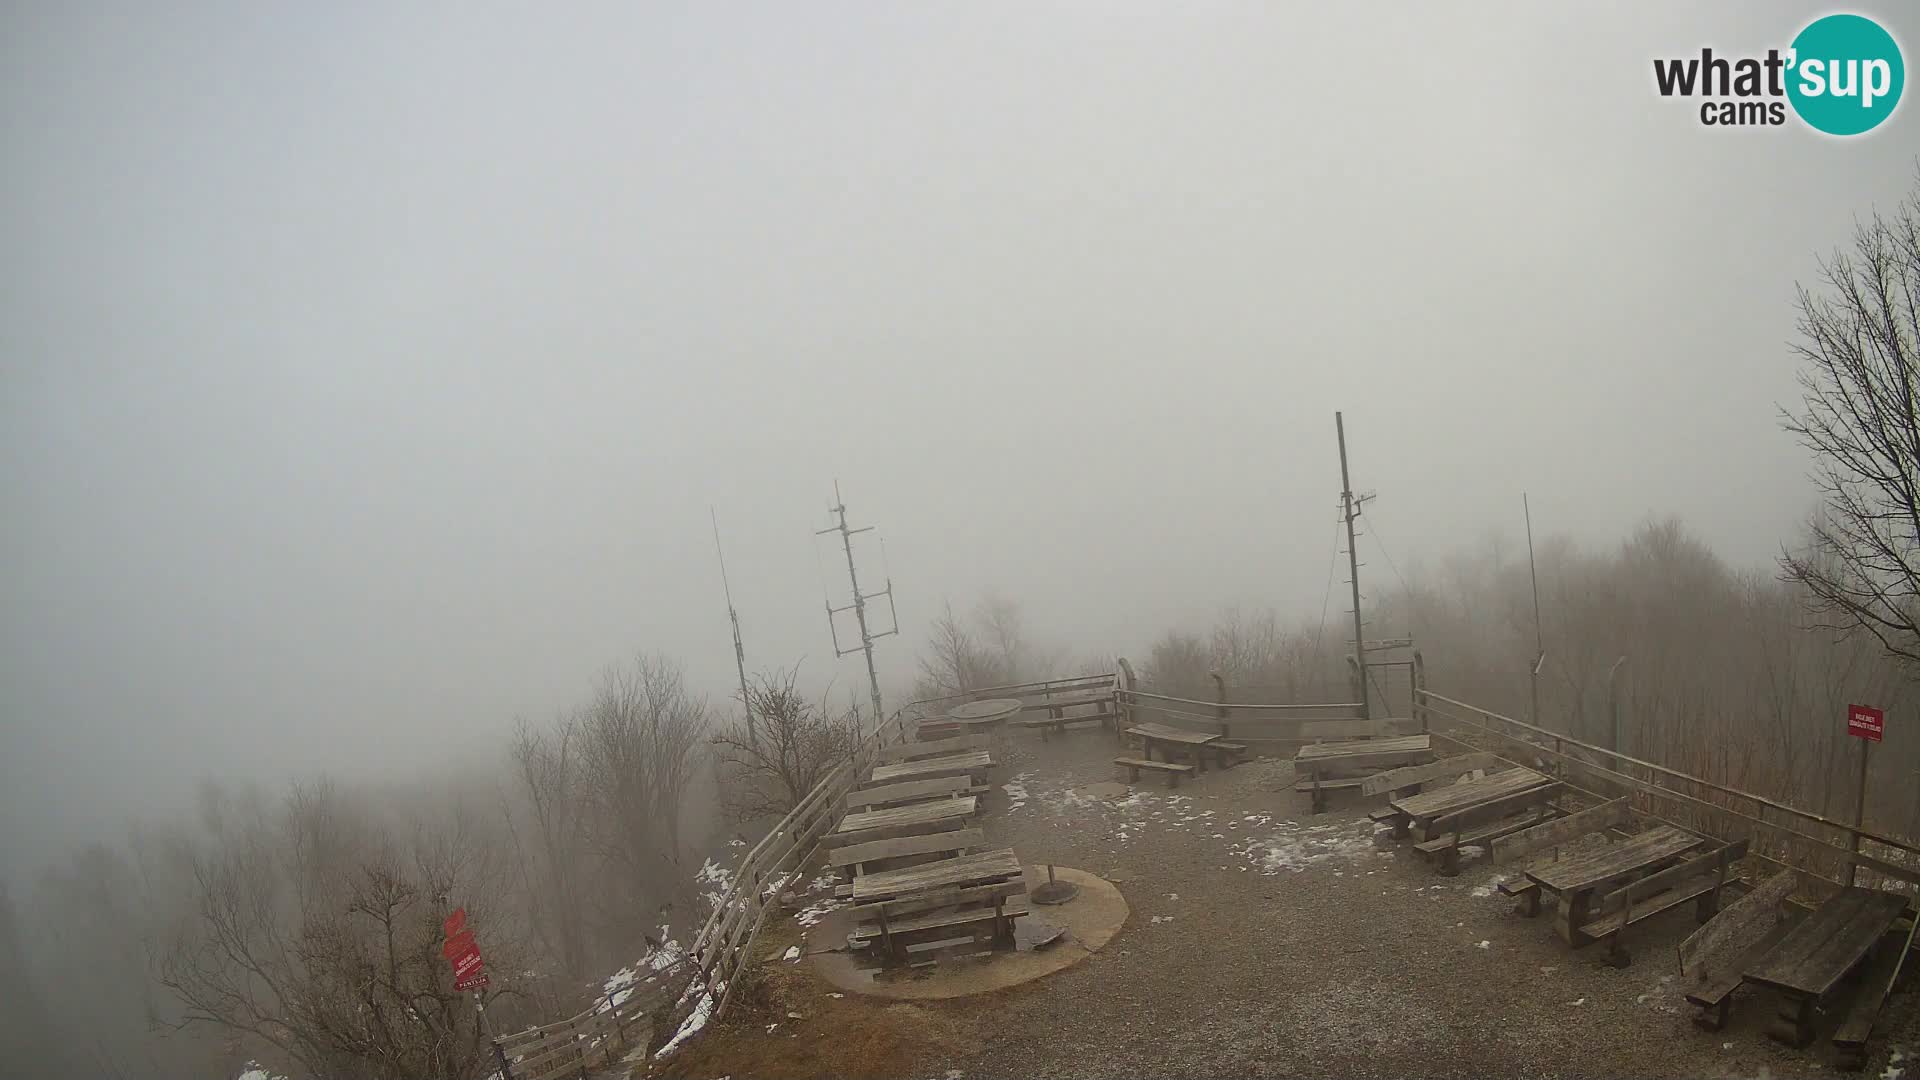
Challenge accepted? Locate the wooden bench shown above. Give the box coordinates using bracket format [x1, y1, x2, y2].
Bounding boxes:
[1745, 886, 1912, 1049]
[1206, 741, 1248, 768]
[846, 774, 983, 812]
[1416, 784, 1562, 876]
[875, 733, 990, 765]
[1113, 756, 1196, 787]
[1679, 869, 1797, 1030]
[1497, 877, 1540, 913]
[1367, 806, 1401, 824]
[1832, 912, 1919, 1070]
[1579, 839, 1748, 968]
[829, 827, 987, 881]
[847, 894, 1033, 948]
[1360, 752, 1500, 799]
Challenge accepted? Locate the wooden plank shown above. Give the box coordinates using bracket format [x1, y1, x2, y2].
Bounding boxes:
[1599, 840, 1748, 916]
[850, 896, 1033, 942]
[1390, 768, 1551, 822]
[875, 733, 988, 765]
[829, 828, 987, 870]
[1296, 734, 1432, 762]
[836, 796, 976, 836]
[850, 848, 1023, 902]
[1491, 798, 1631, 866]
[1417, 804, 1557, 853]
[1360, 752, 1498, 796]
[1831, 914, 1917, 1058]
[1680, 868, 1798, 976]
[1300, 719, 1411, 741]
[1745, 887, 1910, 998]
[845, 774, 972, 810]
[850, 879, 1030, 920]
[1291, 776, 1367, 791]
[1581, 875, 1722, 938]
[867, 749, 994, 785]
[1127, 723, 1219, 745]
[1115, 756, 1196, 773]
[1524, 825, 1705, 894]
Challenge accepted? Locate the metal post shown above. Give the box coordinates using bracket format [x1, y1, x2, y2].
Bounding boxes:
[476, 991, 514, 1080]
[1524, 493, 1545, 729]
[1336, 412, 1369, 720]
[1209, 670, 1229, 737]
[816, 482, 898, 728]
[711, 509, 756, 744]
[1607, 655, 1628, 756]
[1850, 737, 1871, 886]
[1411, 650, 1427, 734]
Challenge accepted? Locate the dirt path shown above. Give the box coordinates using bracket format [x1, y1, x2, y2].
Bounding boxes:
[651, 732, 1915, 1080]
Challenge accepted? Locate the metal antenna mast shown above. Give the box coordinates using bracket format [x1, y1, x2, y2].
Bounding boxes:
[711, 508, 756, 744]
[815, 481, 898, 728]
[1337, 412, 1372, 719]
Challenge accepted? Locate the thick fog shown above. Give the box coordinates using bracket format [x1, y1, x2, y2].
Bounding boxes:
[2, 1, 1913, 880]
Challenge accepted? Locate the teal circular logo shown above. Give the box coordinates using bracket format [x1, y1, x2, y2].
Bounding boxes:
[1787, 14, 1904, 135]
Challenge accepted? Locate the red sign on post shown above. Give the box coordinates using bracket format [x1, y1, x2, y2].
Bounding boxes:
[443, 908, 487, 991]
[1847, 704, 1884, 742]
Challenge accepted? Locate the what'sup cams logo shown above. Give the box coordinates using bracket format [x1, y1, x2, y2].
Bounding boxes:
[1654, 13, 1904, 135]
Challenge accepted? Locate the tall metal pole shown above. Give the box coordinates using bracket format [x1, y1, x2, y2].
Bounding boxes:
[1336, 412, 1369, 719]
[1524, 493, 1545, 728]
[710, 508, 756, 744]
[817, 482, 896, 728]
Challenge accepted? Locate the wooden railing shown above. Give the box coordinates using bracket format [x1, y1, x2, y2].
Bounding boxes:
[1417, 688, 1920, 895]
[495, 959, 686, 1080]
[511, 670, 1124, 1071]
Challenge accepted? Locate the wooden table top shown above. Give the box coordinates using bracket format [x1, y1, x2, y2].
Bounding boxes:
[1296, 734, 1431, 762]
[1128, 722, 1221, 746]
[849, 847, 1023, 902]
[947, 698, 1023, 721]
[837, 796, 977, 835]
[869, 749, 994, 786]
[1744, 887, 1910, 998]
[1523, 824, 1703, 894]
[1390, 767, 1550, 821]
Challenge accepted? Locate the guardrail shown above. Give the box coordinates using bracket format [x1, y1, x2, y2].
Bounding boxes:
[495, 960, 685, 1080]
[1417, 688, 1920, 895]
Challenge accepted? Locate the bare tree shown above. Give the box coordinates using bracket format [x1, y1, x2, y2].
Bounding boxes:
[711, 668, 858, 823]
[504, 716, 591, 982]
[1781, 173, 1920, 668]
[577, 654, 708, 940]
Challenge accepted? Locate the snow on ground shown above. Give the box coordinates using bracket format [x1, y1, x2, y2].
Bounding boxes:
[655, 978, 721, 1059]
[236, 1064, 285, 1080]
[795, 896, 846, 928]
[697, 857, 734, 910]
[1003, 771, 1032, 812]
[1230, 819, 1391, 874]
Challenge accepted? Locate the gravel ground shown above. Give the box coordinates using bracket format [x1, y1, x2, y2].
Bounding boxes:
[909, 731, 1917, 1080]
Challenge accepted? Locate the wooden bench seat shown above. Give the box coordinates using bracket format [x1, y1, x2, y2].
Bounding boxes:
[848, 895, 1032, 945]
[1014, 711, 1117, 740]
[1367, 806, 1400, 824]
[1416, 806, 1558, 877]
[1292, 776, 1367, 792]
[1114, 757, 1196, 787]
[829, 828, 986, 880]
[1832, 916, 1919, 1070]
[1585, 839, 1748, 968]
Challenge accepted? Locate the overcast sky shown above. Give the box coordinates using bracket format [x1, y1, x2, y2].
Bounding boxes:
[3, 2, 1914, 875]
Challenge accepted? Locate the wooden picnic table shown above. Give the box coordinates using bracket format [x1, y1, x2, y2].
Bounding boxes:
[1388, 767, 1550, 836]
[1127, 722, 1223, 771]
[1742, 886, 1911, 1047]
[868, 749, 995, 786]
[1523, 823, 1705, 945]
[1294, 733, 1432, 764]
[833, 796, 977, 847]
[849, 847, 1023, 903]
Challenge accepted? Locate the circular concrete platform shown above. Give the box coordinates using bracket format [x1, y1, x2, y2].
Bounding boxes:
[808, 865, 1128, 1000]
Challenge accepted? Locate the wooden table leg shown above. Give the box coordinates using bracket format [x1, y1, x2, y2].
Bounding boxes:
[1391, 810, 1410, 840]
[1768, 994, 1815, 1048]
[1555, 889, 1594, 947]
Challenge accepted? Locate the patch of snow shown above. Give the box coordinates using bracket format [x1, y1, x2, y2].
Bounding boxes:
[828, 992, 844, 998]
[1566, 997, 1585, 1007]
[1231, 818, 1380, 874]
[782, 945, 801, 962]
[1475, 940, 1490, 949]
[1150, 914, 1174, 924]
[728, 837, 747, 847]
[654, 979, 720, 1059]
[796, 897, 847, 928]
[1723, 1042, 1734, 1050]
[236, 1064, 285, 1080]
[1167, 892, 1180, 901]
[696, 858, 733, 910]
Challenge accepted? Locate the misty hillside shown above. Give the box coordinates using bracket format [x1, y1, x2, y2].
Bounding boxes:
[4, 4, 1919, 1080]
